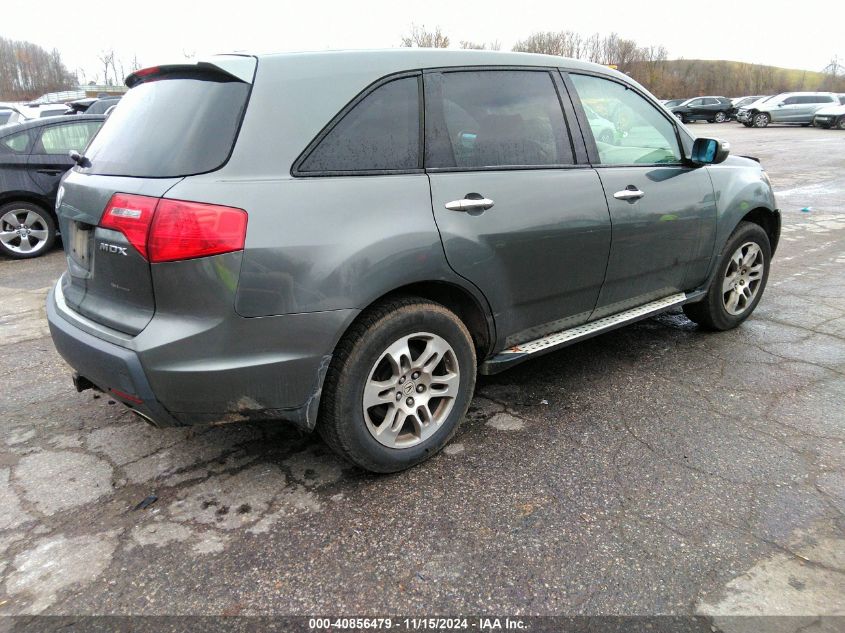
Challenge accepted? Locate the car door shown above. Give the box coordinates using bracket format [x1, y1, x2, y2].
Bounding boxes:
[700, 98, 719, 119]
[566, 72, 717, 318]
[0, 128, 36, 196]
[27, 120, 102, 201]
[425, 68, 612, 348]
[773, 96, 800, 122]
[683, 98, 704, 119]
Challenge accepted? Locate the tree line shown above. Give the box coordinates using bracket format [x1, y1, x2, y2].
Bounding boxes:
[0, 36, 76, 101]
[2, 29, 842, 102]
[401, 26, 845, 97]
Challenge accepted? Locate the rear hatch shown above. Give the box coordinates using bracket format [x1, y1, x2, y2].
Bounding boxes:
[57, 57, 255, 336]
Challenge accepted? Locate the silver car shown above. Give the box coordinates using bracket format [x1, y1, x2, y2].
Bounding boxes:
[736, 92, 838, 127]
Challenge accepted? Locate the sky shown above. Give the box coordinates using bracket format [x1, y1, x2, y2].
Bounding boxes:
[4, 0, 840, 83]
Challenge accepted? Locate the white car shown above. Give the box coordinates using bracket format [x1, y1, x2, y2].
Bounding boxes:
[812, 104, 845, 130]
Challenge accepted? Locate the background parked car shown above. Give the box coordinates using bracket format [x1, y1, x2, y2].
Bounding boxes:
[0, 109, 12, 126]
[729, 95, 767, 119]
[812, 104, 845, 129]
[0, 115, 105, 258]
[84, 97, 121, 115]
[661, 98, 686, 108]
[671, 96, 733, 123]
[736, 92, 838, 127]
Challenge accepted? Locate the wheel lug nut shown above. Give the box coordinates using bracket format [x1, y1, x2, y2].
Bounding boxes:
[398, 376, 406, 384]
[411, 371, 420, 380]
[416, 384, 425, 393]
[406, 397, 414, 406]
[396, 392, 402, 401]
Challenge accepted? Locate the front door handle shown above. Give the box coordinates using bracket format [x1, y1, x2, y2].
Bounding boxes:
[445, 195, 494, 212]
[613, 186, 645, 202]
[36, 169, 63, 175]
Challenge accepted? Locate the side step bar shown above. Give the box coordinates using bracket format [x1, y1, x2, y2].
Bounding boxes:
[479, 292, 694, 375]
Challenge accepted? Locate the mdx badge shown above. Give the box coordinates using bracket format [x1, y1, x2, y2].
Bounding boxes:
[99, 242, 128, 256]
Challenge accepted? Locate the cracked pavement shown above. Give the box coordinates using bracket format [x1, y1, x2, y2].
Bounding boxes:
[0, 124, 843, 627]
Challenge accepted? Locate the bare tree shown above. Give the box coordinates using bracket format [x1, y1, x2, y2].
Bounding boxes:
[400, 24, 450, 48]
[459, 40, 501, 51]
[513, 31, 583, 57]
[98, 49, 115, 86]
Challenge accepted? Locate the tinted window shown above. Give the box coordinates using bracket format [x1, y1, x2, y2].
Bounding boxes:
[0, 110, 11, 125]
[687, 99, 703, 106]
[425, 70, 572, 169]
[570, 73, 682, 165]
[299, 77, 420, 173]
[783, 97, 798, 105]
[86, 98, 120, 115]
[0, 130, 31, 153]
[84, 75, 249, 177]
[38, 122, 102, 155]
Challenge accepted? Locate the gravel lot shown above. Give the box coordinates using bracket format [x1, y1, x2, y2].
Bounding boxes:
[1, 123, 844, 628]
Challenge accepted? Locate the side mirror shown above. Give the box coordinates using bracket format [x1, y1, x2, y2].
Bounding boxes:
[691, 137, 730, 165]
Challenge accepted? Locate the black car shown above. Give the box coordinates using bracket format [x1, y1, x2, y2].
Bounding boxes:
[671, 96, 733, 123]
[0, 115, 105, 258]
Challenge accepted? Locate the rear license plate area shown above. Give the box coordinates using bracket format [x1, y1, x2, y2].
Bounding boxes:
[68, 222, 93, 270]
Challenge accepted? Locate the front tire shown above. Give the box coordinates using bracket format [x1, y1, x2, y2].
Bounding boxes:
[0, 202, 56, 259]
[683, 222, 771, 331]
[838, 117, 845, 130]
[714, 111, 728, 123]
[318, 297, 476, 473]
[752, 112, 770, 128]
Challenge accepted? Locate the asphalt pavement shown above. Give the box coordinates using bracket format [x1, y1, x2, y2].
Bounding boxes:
[1, 123, 843, 630]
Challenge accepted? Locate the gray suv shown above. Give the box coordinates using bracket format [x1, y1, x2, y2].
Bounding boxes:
[736, 92, 838, 127]
[47, 50, 780, 472]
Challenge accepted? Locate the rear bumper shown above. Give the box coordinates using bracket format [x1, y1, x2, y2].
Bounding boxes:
[48, 286, 181, 426]
[47, 279, 359, 430]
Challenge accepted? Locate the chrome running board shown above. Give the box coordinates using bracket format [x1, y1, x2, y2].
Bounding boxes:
[479, 292, 690, 375]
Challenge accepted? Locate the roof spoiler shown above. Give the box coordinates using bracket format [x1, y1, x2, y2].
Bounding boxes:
[126, 55, 257, 88]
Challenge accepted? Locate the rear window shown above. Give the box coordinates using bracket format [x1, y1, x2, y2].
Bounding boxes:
[83, 75, 249, 177]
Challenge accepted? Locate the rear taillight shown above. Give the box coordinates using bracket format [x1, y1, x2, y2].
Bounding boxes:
[148, 199, 247, 263]
[100, 193, 157, 259]
[100, 194, 247, 263]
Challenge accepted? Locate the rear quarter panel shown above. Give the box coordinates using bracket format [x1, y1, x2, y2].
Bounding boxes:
[163, 174, 470, 316]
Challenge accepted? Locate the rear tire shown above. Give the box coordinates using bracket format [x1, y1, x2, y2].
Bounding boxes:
[0, 201, 56, 259]
[683, 222, 771, 331]
[838, 117, 845, 130]
[318, 297, 476, 473]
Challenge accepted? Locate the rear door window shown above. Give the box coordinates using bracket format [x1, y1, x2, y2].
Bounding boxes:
[297, 76, 420, 173]
[83, 73, 250, 177]
[36, 121, 102, 154]
[0, 130, 32, 153]
[425, 70, 573, 169]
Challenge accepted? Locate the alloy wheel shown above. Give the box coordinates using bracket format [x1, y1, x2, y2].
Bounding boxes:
[362, 332, 460, 449]
[722, 242, 765, 315]
[0, 208, 51, 255]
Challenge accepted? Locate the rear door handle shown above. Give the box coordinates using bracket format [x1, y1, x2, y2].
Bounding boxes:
[613, 187, 645, 202]
[444, 195, 495, 212]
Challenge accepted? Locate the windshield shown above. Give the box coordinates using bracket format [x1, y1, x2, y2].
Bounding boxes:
[83, 75, 249, 178]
